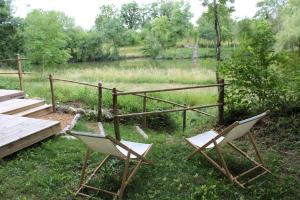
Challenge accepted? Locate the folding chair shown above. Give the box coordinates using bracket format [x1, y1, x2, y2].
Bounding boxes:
[185, 111, 271, 188]
[67, 123, 153, 199]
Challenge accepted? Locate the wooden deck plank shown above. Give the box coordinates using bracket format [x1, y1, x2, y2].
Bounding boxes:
[0, 89, 25, 102]
[0, 124, 61, 158]
[0, 119, 59, 146]
[0, 114, 61, 158]
[0, 99, 44, 114]
[0, 120, 59, 143]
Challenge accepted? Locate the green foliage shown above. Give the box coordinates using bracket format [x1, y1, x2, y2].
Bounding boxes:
[120, 1, 142, 30]
[275, 0, 300, 54]
[23, 10, 70, 66]
[142, 16, 173, 58]
[255, 0, 287, 20]
[198, 0, 235, 42]
[0, 0, 23, 59]
[221, 20, 286, 116]
[95, 5, 126, 60]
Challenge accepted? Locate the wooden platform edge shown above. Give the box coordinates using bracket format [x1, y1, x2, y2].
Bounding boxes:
[0, 122, 61, 158]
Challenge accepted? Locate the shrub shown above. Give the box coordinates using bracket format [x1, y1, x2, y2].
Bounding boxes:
[221, 20, 287, 120]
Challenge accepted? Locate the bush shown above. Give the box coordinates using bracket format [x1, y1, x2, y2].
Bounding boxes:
[221, 20, 287, 119]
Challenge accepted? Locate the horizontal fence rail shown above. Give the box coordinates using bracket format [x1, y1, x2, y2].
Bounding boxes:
[117, 83, 225, 96]
[0, 72, 31, 75]
[115, 104, 223, 118]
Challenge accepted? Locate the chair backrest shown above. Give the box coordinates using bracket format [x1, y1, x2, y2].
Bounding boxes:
[69, 131, 125, 158]
[222, 111, 269, 143]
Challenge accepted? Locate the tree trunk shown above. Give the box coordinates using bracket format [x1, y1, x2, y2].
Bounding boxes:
[213, 0, 221, 83]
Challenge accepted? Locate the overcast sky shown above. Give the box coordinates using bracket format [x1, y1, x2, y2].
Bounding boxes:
[13, 0, 260, 30]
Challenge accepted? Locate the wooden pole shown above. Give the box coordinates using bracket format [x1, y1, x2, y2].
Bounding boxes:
[142, 93, 147, 128]
[97, 82, 103, 122]
[112, 88, 121, 140]
[16, 54, 23, 91]
[218, 79, 224, 125]
[183, 104, 187, 132]
[49, 74, 56, 113]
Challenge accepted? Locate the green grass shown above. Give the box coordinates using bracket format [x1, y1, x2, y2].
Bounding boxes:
[0, 58, 218, 117]
[0, 118, 299, 199]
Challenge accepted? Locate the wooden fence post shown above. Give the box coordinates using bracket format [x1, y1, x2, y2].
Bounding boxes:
[49, 74, 56, 113]
[16, 54, 23, 91]
[112, 88, 121, 140]
[183, 104, 187, 132]
[97, 82, 103, 122]
[142, 92, 147, 128]
[218, 79, 225, 125]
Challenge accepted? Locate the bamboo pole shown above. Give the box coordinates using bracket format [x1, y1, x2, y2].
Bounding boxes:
[16, 54, 23, 91]
[218, 79, 225, 125]
[112, 88, 121, 140]
[97, 82, 103, 122]
[142, 93, 147, 128]
[49, 74, 56, 112]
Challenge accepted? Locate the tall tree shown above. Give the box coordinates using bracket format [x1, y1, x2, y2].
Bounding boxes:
[95, 5, 126, 59]
[0, 0, 23, 59]
[120, 1, 141, 30]
[23, 10, 70, 66]
[201, 0, 234, 82]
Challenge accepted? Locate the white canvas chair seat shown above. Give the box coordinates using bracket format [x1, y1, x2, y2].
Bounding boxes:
[186, 130, 224, 149]
[117, 140, 152, 158]
[185, 111, 271, 188]
[66, 123, 153, 200]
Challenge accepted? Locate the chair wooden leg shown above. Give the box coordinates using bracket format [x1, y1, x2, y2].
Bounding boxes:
[248, 132, 264, 165]
[118, 152, 130, 199]
[79, 149, 91, 187]
[213, 140, 233, 183]
[75, 149, 91, 196]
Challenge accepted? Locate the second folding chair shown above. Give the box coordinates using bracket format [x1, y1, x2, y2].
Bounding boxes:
[67, 123, 153, 199]
[185, 111, 271, 188]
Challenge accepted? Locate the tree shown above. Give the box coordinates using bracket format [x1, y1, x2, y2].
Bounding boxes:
[169, 1, 192, 41]
[120, 1, 141, 30]
[275, 0, 300, 54]
[142, 16, 173, 58]
[95, 5, 126, 59]
[23, 10, 70, 66]
[201, 0, 235, 82]
[0, 0, 23, 59]
[255, 0, 287, 20]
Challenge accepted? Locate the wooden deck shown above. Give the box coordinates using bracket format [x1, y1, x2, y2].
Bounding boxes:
[0, 99, 45, 115]
[0, 89, 25, 102]
[0, 114, 61, 158]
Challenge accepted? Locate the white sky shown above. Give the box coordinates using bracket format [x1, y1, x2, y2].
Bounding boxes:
[12, 0, 260, 30]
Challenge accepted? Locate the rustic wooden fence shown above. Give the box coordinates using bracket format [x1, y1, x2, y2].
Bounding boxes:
[112, 80, 225, 140]
[48, 74, 225, 140]
[0, 54, 30, 91]
[48, 74, 114, 122]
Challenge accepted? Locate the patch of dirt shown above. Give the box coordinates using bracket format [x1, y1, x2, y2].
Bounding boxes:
[40, 112, 75, 130]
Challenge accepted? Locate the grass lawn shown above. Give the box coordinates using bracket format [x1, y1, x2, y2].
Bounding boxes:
[0, 117, 299, 199]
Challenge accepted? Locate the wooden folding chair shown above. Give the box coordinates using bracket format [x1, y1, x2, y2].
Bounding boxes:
[67, 123, 153, 199]
[185, 111, 271, 188]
